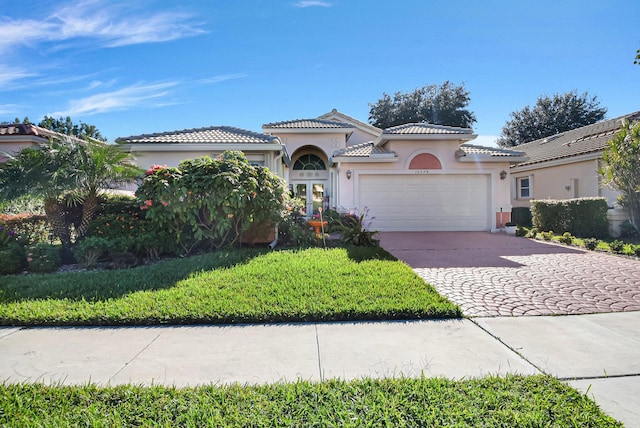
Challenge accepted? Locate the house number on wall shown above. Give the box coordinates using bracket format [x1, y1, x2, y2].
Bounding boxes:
[414, 170, 430, 174]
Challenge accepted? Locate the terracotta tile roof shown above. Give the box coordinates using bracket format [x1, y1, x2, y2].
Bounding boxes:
[116, 126, 279, 144]
[459, 144, 526, 158]
[383, 122, 474, 135]
[317, 109, 382, 134]
[512, 111, 640, 168]
[0, 123, 87, 144]
[263, 118, 355, 129]
[332, 141, 394, 158]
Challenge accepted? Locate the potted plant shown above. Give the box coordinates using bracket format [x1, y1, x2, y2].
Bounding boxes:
[505, 222, 517, 235]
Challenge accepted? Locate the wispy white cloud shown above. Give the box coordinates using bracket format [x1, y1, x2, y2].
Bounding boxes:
[197, 73, 248, 84]
[0, 0, 206, 52]
[49, 81, 178, 117]
[293, 1, 332, 7]
[0, 65, 37, 86]
[0, 104, 24, 116]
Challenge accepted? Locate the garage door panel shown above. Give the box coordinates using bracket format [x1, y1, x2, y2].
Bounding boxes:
[358, 174, 490, 232]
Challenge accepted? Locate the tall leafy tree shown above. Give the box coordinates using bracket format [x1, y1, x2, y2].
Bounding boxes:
[497, 91, 607, 147]
[599, 120, 640, 234]
[368, 81, 476, 129]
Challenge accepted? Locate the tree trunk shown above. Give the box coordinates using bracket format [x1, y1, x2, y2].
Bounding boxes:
[76, 195, 100, 240]
[44, 197, 71, 246]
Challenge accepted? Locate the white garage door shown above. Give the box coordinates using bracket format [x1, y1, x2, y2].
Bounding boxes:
[358, 174, 490, 231]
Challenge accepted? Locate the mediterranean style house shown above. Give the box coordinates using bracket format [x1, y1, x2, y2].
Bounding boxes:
[510, 111, 640, 235]
[116, 110, 528, 232]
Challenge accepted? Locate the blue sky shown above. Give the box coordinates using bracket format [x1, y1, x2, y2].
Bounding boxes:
[1, 0, 638, 146]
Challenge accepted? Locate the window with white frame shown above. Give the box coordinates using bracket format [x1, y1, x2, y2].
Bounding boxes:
[518, 176, 531, 199]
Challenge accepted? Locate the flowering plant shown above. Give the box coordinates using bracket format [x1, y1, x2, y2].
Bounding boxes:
[0, 225, 17, 248]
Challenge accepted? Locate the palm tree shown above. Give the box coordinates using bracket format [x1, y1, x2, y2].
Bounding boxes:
[0, 140, 78, 245]
[0, 137, 142, 245]
[70, 140, 142, 239]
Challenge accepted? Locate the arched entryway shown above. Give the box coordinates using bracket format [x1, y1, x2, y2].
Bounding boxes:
[290, 148, 329, 216]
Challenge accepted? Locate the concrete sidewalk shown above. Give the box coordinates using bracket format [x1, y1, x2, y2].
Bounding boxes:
[2, 312, 640, 426]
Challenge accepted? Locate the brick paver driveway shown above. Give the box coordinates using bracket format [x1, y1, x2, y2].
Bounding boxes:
[379, 232, 640, 317]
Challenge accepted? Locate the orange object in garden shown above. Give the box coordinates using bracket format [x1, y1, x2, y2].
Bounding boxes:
[308, 220, 328, 235]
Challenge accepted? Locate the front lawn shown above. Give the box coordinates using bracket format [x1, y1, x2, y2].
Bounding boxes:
[0, 247, 461, 325]
[0, 375, 619, 427]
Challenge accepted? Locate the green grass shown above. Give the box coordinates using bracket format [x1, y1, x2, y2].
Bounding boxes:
[0, 375, 620, 427]
[0, 247, 460, 325]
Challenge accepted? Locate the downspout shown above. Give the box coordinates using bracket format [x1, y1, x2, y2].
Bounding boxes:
[269, 148, 285, 249]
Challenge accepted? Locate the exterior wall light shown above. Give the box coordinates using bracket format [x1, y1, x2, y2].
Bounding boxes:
[499, 170, 507, 180]
[346, 169, 352, 180]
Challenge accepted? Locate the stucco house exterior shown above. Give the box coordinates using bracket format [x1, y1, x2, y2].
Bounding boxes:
[509, 111, 640, 235]
[0, 123, 83, 162]
[119, 109, 527, 232]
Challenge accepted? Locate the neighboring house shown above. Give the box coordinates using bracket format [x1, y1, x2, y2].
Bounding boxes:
[509, 111, 640, 235]
[119, 110, 528, 232]
[0, 124, 85, 162]
[0, 123, 98, 163]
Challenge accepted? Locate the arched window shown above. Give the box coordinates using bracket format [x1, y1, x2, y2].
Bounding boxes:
[293, 154, 326, 170]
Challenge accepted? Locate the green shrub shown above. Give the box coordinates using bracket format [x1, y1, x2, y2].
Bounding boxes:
[134, 231, 178, 259]
[619, 220, 639, 238]
[531, 198, 609, 238]
[0, 194, 44, 215]
[278, 215, 317, 248]
[525, 227, 539, 238]
[634, 245, 640, 257]
[541, 231, 554, 241]
[609, 240, 625, 254]
[0, 243, 25, 275]
[515, 226, 528, 237]
[72, 237, 112, 269]
[339, 208, 380, 247]
[1, 213, 52, 245]
[558, 232, 573, 245]
[583, 238, 599, 251]
[27, 243, 61, 273]
[98, 194, 140, 216]
[135, 152, 286, 253]
[511, 207, 532, 227]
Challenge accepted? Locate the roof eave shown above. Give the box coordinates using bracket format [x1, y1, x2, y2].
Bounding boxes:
[262, 127, 355, 135]
[121, 142, 285, 152]
[510, 151, 602, 171]
[457, 155, 530, 164]
[331, 155, 399, 163]
[375, 133, 477, 146]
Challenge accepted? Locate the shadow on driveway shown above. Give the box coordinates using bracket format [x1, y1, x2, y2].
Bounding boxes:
[379, 232, 584, 268]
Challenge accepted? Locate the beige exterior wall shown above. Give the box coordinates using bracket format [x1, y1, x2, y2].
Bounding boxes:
[346, 128, 380, 146]
[0, 141, 41, 162]
[278, 132, 348, 161]
[511, 157, 620, 208]
[334, 139, 514, 228]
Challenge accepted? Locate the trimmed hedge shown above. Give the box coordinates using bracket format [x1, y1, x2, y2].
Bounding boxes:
[531, 197, 609, 238]
[511, 207, 532, 227]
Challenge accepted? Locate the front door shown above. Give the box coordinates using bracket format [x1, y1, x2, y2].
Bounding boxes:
[293, 181, 326, 217]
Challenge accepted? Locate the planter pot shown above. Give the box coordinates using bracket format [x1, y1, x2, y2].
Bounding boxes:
[505, 225, 517, 236]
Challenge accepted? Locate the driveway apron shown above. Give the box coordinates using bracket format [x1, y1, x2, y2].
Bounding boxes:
[379, 232, 640, 317]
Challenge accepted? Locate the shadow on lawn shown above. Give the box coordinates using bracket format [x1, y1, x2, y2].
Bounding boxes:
[0, 249, 266, 303]
[344, 246, 397, 263]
